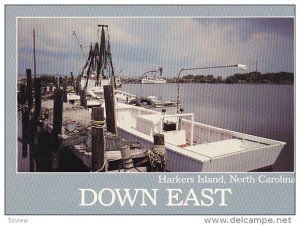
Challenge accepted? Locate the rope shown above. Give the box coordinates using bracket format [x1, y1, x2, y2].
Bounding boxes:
[147, 145, 167, 169]
[90, 119, 105, 128]
[93, 160, 107, 172]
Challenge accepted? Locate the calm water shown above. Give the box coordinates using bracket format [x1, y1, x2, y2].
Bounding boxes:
[120, 83, 294, 172]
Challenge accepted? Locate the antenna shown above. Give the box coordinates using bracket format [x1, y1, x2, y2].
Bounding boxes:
[256, 59, 258, 73]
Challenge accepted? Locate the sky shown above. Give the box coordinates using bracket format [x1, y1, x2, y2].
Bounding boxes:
[17, 17, 294, 77]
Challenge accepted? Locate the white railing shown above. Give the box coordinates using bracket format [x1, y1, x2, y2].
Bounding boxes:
[160, 113, 194, 146]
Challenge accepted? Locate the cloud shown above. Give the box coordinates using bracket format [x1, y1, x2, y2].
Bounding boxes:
[18, 17, 294, 77]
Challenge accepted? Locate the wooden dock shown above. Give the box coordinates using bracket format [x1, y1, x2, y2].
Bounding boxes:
[17, 69, 167, 172]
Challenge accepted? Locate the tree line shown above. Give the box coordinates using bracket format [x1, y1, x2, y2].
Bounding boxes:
[178, 71, 293, 84]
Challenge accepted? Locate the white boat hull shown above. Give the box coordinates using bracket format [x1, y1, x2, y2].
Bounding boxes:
[117, 127, 283, 172]
[115, 103, 285, 172]
[141, 78, 167, 84]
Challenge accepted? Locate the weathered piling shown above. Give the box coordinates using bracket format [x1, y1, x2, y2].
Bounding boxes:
[63, 81, 68, 103]
[34, 78, 41, 120]
[49, 83, 53, 93]
[19, 83, 27, 105]
[55, 77, 59, 89]
[70, 72, 74, 86]
[53, 88, 63, 139]
[43, 86, 47, 95]
[58, 77, 63, 89]
[80, 90, 87, 108]
[154, 133, 165, 145]
[22, 108, 29, 158]
[26, 69, 32, 110]
[76, 77, 81, 95]
[121, 145, 134, 172]
[151, 133, 166, 172]
[91, 107, 105, 172]
[104, 85, 117, 134]
[51, 89, 63, 171]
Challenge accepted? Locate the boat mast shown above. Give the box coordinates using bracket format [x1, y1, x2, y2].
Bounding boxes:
[33, 29, 36, 79]
[96, 24, 108, 86]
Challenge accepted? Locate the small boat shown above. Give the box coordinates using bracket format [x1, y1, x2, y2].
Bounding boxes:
[115, 102, 285, 172]
[141, 67, 167, 84]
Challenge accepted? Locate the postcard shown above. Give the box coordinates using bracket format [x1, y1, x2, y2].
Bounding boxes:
[5, 4, 295, 219]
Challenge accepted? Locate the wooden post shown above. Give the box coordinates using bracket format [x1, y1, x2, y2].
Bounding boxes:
[80, 90, 87, 108]
[43, 86, 47, 95]
[121, 145, 134, 172]
[59, 77, 63, 89]
[153, 133, 166, 172]
[154, 133, 165, 146]
[28, 76, 40, 169]
[49, 83, 53, 93]
[91, 107, 105, 172]
[104, 85, 117, 134]
[26, 69, 32, 110]
[53, 89, 63, 136]
[34, 78, 41, 120]
[51, 89, 63, 171]
[19, 83, 26, 105]
[70, 72, 74, 86]
[63, 81, 67, 103]
[22, 108, 29, 158]
[75, 79, 78, 94]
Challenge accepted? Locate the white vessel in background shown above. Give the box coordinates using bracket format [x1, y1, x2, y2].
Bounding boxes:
[141, 67, 167, 84]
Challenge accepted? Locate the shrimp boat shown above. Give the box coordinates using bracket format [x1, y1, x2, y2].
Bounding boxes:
[141, 67, 167, 84]
[69, 25, 121, 102]
[115, 102, 285, 172]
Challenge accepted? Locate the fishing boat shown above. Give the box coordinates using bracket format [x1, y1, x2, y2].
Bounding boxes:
[115, 102, 285, 172]
[71, 25, 121, 100]
[141, 67, 167, 84]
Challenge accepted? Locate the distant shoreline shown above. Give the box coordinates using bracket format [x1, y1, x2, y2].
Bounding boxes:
[17, 71, 294, 85]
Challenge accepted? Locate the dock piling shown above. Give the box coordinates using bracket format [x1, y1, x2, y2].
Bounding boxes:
[121, 145, 134, 172]
[34, 78, 41, 120]
[22, 108, 29, 158]
[49, 83, 53, 93]
[70, 72, 74, 87]
[19, 83, 26, 105]
[152, 133, 166, 172]
[26, 69, 32, 110]
[51, 89, 63, 171]
[80, 90, 87, 108]
[63, 81, 67, 103]
[104, 85, 117, 134]
[91, 107, 105, 172]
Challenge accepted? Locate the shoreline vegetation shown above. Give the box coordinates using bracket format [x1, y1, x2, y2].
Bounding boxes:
[18, 71, 293, 85]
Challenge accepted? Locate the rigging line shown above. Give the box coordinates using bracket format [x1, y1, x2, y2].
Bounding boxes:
[73, 31, 89, 63]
